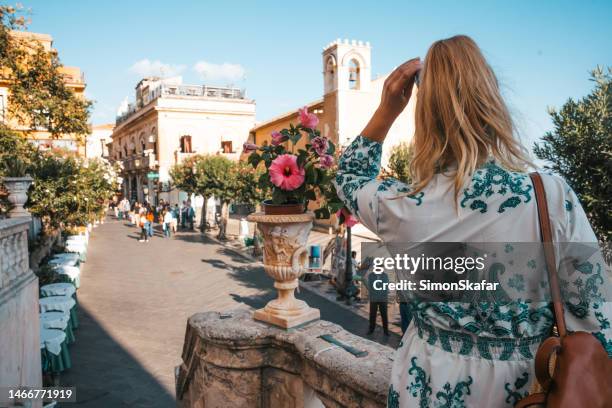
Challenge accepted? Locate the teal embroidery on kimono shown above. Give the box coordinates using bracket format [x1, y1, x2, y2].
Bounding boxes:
[335, 135, 382, 215]
[504, 372, 530, 405]
[505, 244, 514, 253]
[387, 385, 400, 408]
[593, 332, 612, 358]
[508, 274, 525, 292]
[565, 199, 573, 211]
[527, 259, 536, 269]
[377, 178, 425, 205]
[562, 261, 605, 318]
[408, 357, 433, 408]
[460, 162, 532, 213]
[435, 379, 473, 408]
[595, 309, 610, 330]
[410, 299, 553, 360]
[499, 196, 522, 213]
[407, 357, 472, 408]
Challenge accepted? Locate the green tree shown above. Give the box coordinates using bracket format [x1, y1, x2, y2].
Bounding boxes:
[26, 151, 119, 230]
[0, 5, 92, 139]
[383, 142, 413, 184]
[533, 66, 611, 256]
[196, 155, 237, 240]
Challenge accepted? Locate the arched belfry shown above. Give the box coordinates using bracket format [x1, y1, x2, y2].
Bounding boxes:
[322, 39, 371, 94]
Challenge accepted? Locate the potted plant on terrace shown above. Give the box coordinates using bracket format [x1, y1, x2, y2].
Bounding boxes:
[1, 156, 33, 218]
[243, 106, 342, 328]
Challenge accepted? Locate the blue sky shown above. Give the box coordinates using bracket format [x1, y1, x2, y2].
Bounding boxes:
[19, 0, 612, 151]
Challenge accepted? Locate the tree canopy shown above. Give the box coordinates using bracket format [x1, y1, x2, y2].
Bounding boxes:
[534, 66, 611, 254]
[0, 5, 91, 139]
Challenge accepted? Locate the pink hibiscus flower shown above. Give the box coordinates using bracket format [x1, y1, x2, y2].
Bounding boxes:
[271, 131, 288, 146]
[319, 154, 334, 169]
[298, 106, 319, 129]
[269, 154, 305, 191]
[242, 142, 258, 153]
[311, 136, 329, 155]
[336, 207, 359, 228]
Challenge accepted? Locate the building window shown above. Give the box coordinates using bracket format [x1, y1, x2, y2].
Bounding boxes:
[221, 141, 233, 153]
[348, 59, 360, 90]
[140, 139, 146, 153]
[180, 135, 193, 153]
[324, 56, 337, 92]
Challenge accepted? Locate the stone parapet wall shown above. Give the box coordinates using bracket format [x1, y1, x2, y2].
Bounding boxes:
[0, 218, 42, 408]
[176, 309, 393, 408]
[0, 218, 31, 289]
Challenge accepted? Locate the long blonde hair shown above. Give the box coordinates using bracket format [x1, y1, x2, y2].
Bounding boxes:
[410, 35, 531, 200]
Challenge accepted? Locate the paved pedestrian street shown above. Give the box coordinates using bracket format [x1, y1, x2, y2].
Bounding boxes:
[61, 217, 400, 407]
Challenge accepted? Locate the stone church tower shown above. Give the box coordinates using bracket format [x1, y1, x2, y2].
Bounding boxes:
[321, 39, 378, 148]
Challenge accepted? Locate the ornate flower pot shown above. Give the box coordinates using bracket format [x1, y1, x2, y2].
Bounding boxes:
[3, 176, 33, 218]
[247, 211, 320, 329]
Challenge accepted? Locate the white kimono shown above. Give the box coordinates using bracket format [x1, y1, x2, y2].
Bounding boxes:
[334, 135, 611, 408]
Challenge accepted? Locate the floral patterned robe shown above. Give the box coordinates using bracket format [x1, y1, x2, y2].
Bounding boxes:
[333, 135, 611, 408]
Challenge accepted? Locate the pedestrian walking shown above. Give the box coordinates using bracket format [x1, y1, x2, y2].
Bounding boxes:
[366, 269, 389, 336]
[163, 209, 173, 238]
[146, 207, 154, 237]
[171, 204, 179, 233]
[180, 201, 187, 229]
[138, 210, 149, 242]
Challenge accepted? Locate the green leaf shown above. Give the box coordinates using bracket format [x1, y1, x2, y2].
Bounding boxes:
[327, 142, 336, 155]
[304, 189, 317, 201]
[272, 188, 286, 204]
[305, 165, 317, 184]
[248, 152, 261, 168]
[289, 131, 302, 146]
[314, 207, 331, 219]
[297, 150, 308, 168]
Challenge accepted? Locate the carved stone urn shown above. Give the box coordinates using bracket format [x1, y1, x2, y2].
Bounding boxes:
[3, 176, 33, 218]
[246, 211, 320, 329]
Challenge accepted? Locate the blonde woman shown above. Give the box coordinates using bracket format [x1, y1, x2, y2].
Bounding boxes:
[334, 35, 611, 407]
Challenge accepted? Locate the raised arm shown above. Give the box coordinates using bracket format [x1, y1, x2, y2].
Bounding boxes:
[333, 58, 422, 234]
[361, 58, 422, 143]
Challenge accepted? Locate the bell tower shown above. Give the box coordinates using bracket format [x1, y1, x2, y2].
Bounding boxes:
[322, 39, 371, 95]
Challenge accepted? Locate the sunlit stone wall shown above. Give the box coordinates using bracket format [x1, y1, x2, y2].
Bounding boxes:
[176, 309, 392, 408]
[0, 218, 42, 408]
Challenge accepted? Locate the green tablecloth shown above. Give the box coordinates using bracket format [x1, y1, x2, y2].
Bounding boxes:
[41, 341, 71, 373]
[69, 306, 79, 329]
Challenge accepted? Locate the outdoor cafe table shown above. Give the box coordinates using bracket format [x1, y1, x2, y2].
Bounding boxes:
[52, 265, 81, 289]
[40, 312, 75, 345]
[39, 295, 78, 329]
[40, 283, 76, 299]
[40, 328, 71, 374]
[65, 243, 87, 262]
[48, 253, 80, 267]
[66, 234, 88, 243]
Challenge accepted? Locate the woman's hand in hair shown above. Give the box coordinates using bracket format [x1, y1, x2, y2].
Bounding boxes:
[362, 58, 422, 143]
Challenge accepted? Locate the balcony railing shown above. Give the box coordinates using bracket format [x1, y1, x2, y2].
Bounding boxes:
[121, 152, 157, 172]
[115, 84, 246, 125]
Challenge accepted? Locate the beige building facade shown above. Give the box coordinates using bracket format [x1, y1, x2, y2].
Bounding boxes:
[110, 77, 256, 204]
[86, 123, 114, 159]
[0, 31, 87, 155]
[252, 39, 415, 168]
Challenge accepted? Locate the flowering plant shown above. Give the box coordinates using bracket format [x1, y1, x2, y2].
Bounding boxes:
[244, 106, 343, 218]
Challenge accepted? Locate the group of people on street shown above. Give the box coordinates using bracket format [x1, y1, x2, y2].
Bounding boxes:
[109, 197, 198, 242]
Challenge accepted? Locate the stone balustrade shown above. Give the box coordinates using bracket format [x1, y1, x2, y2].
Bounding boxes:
[0, 218, 42, 408]
[176, 309, 394, 408]
[0, 218, 31, 291]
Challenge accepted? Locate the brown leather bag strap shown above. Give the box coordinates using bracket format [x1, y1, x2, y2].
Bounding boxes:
[530, 172, 567, 337]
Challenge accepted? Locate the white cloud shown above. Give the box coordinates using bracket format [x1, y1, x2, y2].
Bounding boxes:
[193, 61, 245, 84]
[129, 59, 186, 78]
